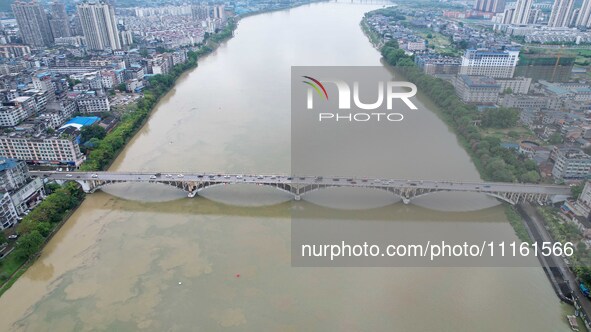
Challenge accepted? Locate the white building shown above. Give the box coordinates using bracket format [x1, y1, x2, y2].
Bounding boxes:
[497, 77, 532, 94]
[32, 72, 56, 100]
[454, 75, 500, 104]
[0, 104, 28, 127]
[77, 1, 122, 50]
[548, 0, 575, 27]
[75, 94, 110, 113]
[577, 0, 591, 28]
[10, 96, 37, 117]
[460, 48, 520, 79]
[126, 79, 143, 92]
[512, 0, 533, 24]
[0, 192, 18, 230]
[552, 148, 591, 180]
[0, 134, 85, 166]
[0, 157, 45, 229]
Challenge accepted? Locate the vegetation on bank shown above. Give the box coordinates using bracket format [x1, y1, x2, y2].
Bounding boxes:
[0, 183, 84, 296]
[379, 40, 540, 183]
[0, 21, 239, 297]
[366, 22, 543, 243]
[505, 206, 532, 243]
[366, 7, 591, 290]
[538, 207, 591, 285]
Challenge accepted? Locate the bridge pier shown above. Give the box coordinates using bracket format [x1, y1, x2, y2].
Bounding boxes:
[402, 197, 410, 205]
[188, 191, 198, 198]
[294, 195, 301, 201]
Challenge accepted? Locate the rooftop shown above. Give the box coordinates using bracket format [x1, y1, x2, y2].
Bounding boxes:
[0, 157, 19, 172]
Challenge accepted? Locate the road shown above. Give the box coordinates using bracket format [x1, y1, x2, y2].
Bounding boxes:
[30, 171, 572, 196]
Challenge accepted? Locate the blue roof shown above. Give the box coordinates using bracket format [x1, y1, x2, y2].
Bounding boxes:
[66, 116, 100, 127]
[501, 142, 519, 150]
[0, 157, 18, 172]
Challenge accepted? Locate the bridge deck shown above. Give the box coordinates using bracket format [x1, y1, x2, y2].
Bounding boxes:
[32, 171, 572, 196]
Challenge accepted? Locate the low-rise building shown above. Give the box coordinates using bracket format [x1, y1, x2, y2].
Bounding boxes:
[75, 94, 110, 113]
[0, 192, 18, 230]
[0, 104, 28, 127]
[0, 131, 85, 166]
[497, 77, 532, 94]
[501, 94, 550, 110]
[10, 177, 44, 215]
[125, 79, 143, 93]
[415, 55, 461, 75]
[551, 147, 591, 180]
[6, 96, 37, 118]
[454, 75, 500, 104]
[0, 157, 30, 192]
[0, 157, 45, 229]
[0, 45, 31, 59]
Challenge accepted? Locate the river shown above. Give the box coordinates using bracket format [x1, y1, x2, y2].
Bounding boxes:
[0, 1, 573, 331]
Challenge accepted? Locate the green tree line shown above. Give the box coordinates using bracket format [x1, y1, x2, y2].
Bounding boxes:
[14, 183, 84, 261]
[80, 21, 236, 172]
[380, 40, 540, 183]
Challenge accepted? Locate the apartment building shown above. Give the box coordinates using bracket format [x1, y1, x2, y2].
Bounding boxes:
[460, 48, 520, 79]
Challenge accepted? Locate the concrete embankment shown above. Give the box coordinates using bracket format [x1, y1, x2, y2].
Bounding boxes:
[516, 203, 574, 305]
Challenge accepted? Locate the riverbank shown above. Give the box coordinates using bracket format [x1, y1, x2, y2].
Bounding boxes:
[0, 14, 236, 299]
[80, 22, 235, 172]
[360, 12, 548, 227]
[0, 1, 325, 300]
[360, 9, 584, 323]
[0, 183, 84, 297]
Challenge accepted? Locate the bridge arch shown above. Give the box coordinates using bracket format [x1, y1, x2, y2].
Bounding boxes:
[57, 179, 192, 195]
[194, 181, 296, 197]
[295, 184, 407, 200]
[410, 190, 517, 205]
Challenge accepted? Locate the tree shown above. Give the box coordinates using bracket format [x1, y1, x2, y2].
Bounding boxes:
[481, 107, 519, 128]
[14, 230, 44, 261]
[571, 184, 584, 199]
[457, 40, 469, 49]
[0, 232, 6, 245]
[80, 125, 106, 143]
[508, 130, 520, 139]
[117, 83, 127, 92]
[35, 222, 53, 238]
[548, 133, 563, 144]
[520, 170, 540, 183]
[66, 78, 81, 88]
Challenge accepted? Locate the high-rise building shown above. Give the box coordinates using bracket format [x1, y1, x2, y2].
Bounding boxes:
[49, 1, 71, 38]
[576, 0, 591, 27]
[474, 0, 506, 13]
[570, 8, 580, 26]
[548, 0, 575, 27]
[511, 0, 533, 24]
[11, 1, 54, 47]
[529, 8, 541, 24]
[191, 5, 209, 20]
[213, 5, 225, 20]
[503, 7, 515, 24]
[77, 1, 121, 50]
[460, 48, 520, 79]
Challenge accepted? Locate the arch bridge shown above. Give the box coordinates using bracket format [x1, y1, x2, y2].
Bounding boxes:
[31, 171, 572, 205]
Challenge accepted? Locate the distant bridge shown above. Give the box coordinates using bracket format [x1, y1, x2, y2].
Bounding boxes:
[31, 171, 572, 205]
